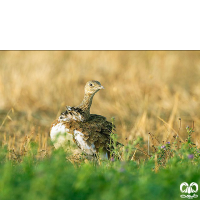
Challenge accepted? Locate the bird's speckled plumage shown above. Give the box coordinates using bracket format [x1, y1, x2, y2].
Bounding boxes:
[50, 80, 121, 159]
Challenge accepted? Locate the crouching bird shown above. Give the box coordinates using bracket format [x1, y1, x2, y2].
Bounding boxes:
[50, 80, 122, 159]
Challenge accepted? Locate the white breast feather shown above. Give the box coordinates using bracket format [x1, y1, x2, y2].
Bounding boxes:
[74, 130, 96, 155]
[50, 123, 73, 149]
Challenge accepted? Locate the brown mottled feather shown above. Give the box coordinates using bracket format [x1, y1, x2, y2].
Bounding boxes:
[63, 114, 114, 150]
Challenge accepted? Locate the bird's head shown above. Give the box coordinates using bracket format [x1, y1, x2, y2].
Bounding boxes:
[85, 80, 104, 95]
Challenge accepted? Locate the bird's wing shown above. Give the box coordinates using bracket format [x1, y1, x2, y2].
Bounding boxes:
[62, 114, 118, 155]
[58, 106, 87, 122]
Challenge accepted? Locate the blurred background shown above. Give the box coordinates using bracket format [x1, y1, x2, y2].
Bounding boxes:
[0, 51, 200, 150]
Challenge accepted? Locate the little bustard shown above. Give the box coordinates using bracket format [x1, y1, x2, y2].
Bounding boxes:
[50, 80, 121, 159]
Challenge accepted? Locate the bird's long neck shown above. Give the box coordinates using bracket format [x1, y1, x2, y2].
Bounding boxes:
[78, 93, 95, 114]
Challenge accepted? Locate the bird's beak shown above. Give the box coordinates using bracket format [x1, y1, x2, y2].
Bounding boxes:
[99, 86, 104, 89]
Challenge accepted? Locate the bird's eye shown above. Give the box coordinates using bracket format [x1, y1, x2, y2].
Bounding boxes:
[89, 83, 93, 87]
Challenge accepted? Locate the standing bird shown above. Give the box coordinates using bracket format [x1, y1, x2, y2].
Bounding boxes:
[50, 80, 121, 159]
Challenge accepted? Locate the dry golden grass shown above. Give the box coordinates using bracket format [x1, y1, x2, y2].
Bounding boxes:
[1, 51, 200, 155]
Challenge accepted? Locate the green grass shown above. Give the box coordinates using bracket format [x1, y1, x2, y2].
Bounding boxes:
[0, 128, 199, 200]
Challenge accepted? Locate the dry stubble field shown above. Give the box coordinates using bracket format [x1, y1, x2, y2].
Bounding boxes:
[0, 51, 200, 155]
